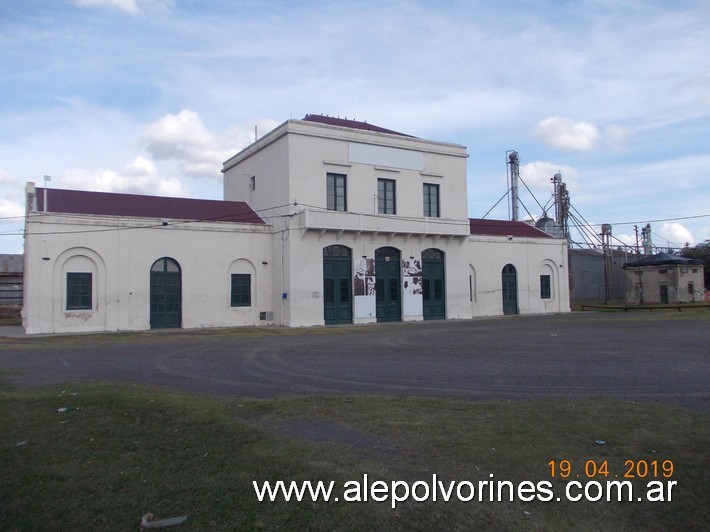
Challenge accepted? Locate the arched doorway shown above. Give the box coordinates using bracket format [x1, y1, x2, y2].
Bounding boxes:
[502, 263, 518, 315]
[375, 247, 401, 322]
[422, 248, 445, 320]
[150, 257, 182, 329]
[323, 245, 353, 324]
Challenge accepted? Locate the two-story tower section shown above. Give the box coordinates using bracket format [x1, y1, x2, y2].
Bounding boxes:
[222, 114, 471, 238]
[221, 115, 472, 326]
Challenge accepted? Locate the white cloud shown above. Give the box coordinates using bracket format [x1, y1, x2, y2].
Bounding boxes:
[520, 161, 578, 191]
[142, 110, 234, 179]
[613, 232, 637, 248]
[0, 169, 25, 253]
[613, 222, 696, 250]
[534, 116, 600, 152]
[657, 222, 695, 247]
[69, 0, 171, 15]
[675, 69, 710, 106]
[226, 118, 282, 151]
[0, 198, 24, 219]
[603, 124, 629, 150]
[142, 110, 213, 159]
[0, 168, 16, 187]
[70, 0, 140, 15]
[60, 156, 189, 197]
[141, 111, 279, 179]
[697, 70, 710, 105]
[0, 168, 27, 219]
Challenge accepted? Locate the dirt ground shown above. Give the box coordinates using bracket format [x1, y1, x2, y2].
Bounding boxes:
[1, 312, 708, 413]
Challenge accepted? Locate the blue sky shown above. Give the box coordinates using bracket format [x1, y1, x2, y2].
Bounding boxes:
[1, 0, 709, 254]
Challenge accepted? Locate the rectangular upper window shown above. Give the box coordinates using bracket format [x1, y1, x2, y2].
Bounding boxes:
[423, 183, 440, 217]
[326, 173, 347, 211]
[540, 274, 551, 299]
[231, 273, 251, 307]
[377, 178, 396, 215]
[66, 272, 92, 310]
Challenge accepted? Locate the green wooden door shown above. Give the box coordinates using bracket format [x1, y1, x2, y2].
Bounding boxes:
[659, 284, 669, 304]
[375, 247, 401, 322]
[323, 246, 353, 324]
[150, 258, 181, 329]
[422, 249, 445, 320]
[502, 264, 518, 315]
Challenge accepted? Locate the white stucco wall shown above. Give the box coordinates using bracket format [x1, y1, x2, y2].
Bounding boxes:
[261, 224, 571, 327]
[276, 228, 473, 327]
[23, 213, 273, 334]
[221, 118, 486, 327]
[223, 119, 469, 221]
[223, 130, 291, 217]
[24, 211, 571, 333]
[467, 236, 571, 316]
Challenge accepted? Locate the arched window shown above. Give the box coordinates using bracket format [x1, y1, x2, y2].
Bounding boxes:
[323, 245, 351, 257]
[151, 257, 181, 273]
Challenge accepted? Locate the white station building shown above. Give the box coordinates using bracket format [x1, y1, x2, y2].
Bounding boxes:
[22, 115, 570, 334]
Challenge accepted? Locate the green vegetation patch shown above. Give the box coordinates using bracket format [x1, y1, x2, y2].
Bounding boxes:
[1, 384, 707, 531]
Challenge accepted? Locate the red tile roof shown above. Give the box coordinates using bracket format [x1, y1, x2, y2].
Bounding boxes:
[302, 114, 415, 138]
[35, 188, 265, 225]
[469, 218, 554, 238]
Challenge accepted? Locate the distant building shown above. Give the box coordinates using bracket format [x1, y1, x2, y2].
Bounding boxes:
[568, 248, 629, 302]
[0, 254, 23, 319]
[622, 252, 705, 304]
[534, 214, 565, 239]
[22, 115, 570, 334]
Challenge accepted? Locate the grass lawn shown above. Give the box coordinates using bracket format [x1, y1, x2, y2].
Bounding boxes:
[1, 383, 708, 531]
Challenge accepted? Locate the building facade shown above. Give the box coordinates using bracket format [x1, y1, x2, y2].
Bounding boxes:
[623, 252, 705, 304]
[22, 115, 570, 334]
[568, 248, 629, 302]
[0, 254, 23, 319]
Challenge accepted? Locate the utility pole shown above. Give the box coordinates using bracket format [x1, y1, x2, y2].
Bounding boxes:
[601, 224, 612, 303]
[634, 225, 644, 305]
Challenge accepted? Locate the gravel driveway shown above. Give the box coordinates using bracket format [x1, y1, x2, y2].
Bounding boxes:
[1, 312, 708, 413]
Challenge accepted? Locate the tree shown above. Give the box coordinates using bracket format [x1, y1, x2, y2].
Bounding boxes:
[679, 240, 710, 289]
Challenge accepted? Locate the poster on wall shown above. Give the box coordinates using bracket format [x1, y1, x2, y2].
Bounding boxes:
[354, 257, 375, 296]
[402, 259, 423, 295]
[402, 258, 423, 317]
